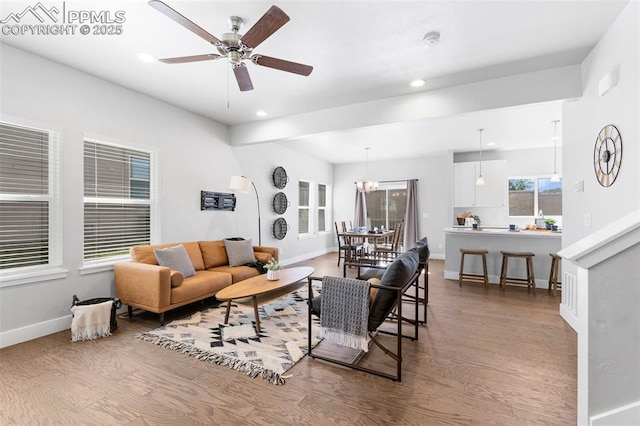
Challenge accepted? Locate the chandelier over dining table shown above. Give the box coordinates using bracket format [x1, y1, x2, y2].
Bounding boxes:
[356, 147, 378, 193]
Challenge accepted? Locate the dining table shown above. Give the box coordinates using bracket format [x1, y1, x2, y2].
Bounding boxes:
[338, 229, 395, 260]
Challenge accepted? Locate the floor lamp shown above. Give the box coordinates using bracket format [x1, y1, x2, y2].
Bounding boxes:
[229, 175, 261, 246]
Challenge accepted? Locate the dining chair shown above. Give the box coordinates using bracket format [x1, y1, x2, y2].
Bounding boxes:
[335, 221, 362, 266]
[374, 221, 404, 261]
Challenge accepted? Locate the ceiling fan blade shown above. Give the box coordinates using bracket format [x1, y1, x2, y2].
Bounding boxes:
[149, 0, 221, 45]
[252, 55, 313, 76]
[233, 64, 254, 91]
[159, 54, 222, 64]
[240, 5, 290, 49]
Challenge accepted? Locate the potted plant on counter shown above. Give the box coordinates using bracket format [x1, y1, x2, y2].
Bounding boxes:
[265, 260, 282, 280]
[544, 218, 557, 230]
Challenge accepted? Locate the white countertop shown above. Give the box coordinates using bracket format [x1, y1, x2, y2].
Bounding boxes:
[444, 227, 562, 238]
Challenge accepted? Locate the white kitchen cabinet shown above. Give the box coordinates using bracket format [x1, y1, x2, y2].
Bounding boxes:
[454, 160, 506, 207]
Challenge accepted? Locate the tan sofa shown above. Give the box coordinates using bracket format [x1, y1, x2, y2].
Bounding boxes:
[114, 241, 278, 323]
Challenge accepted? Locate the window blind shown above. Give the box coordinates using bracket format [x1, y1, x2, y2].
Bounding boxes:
[0, 122, 59, 270]
[298, 181, 310, 234]
[83, 140, 152, 261]
[318, 183, 327, 232]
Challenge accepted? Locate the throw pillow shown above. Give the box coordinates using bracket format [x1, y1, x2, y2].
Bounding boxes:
[170, 270, 184, 288]
[368, 250, 419, 331]
[153, 244, 196, 278]
[224, 239, 257, 267]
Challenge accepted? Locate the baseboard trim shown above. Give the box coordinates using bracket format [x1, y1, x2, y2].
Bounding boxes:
[0, 315, 72, 349]
[282, 248, 334, 267]
[590, 400, 640, 425]
[444, 270, 550, 288]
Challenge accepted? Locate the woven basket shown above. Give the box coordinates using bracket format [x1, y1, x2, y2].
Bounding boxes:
[71, 295, 122, 332]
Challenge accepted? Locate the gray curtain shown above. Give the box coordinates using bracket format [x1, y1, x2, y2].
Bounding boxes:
[353, 187, 367, 228]
[403, 179, 419, 249]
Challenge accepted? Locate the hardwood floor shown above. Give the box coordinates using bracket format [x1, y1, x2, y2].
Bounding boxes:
[0, 254, 577, 425]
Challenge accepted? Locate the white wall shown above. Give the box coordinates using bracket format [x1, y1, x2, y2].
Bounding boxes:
[563, 3, 640, 248]
[333, 153, 453, 259]
[559, 2, 639, 423]
[233, 143, 334, 264]
[0, 44, 326, 346]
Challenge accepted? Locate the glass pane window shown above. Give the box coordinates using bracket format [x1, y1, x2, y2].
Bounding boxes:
[298, 208, 309, 234]
[318, 183, 327, 232]
[130, 156, 150, 199]
[365, 184, 407, 230]
[298, 180, 310, 235]
[298, 180, 330, 236]
[508, 178, 535, 216]
[84, 140, 154, 262]
[508, 177, 562, 216]
[0, 121, 61, 272]
[538, 178, 562, 216]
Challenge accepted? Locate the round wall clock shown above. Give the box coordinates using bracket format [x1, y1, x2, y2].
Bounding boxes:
[593, 124, 622, 187]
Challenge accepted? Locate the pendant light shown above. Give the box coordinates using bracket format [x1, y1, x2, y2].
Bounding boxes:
[356, 147, 378, 193]
[476, 129, 485, 185]
[550, 120, 561, 182]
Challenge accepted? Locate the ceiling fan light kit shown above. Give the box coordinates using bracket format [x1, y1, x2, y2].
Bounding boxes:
[149, 0, 313, 92]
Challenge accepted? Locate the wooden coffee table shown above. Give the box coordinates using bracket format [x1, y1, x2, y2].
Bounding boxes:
[215, 266, 315, 332]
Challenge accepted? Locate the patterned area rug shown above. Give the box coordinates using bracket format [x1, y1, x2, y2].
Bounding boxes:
[136, 291, 320, 385]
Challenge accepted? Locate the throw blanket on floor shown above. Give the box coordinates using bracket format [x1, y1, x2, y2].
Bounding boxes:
[70, 300, 113, 342]
[320, 276, 370, 351]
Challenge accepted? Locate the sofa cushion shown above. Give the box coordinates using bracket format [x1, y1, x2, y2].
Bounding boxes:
[224, 239, 257, 267]
[199, 241, 229, 269]
[209, 265, 262, 283]
[254, 251, 273, 264]
[368, 250, 419, 331]
[154, 244, 196, 278]
[170, 271, 232, 304]
[130, 241, 205, 271]
[409, 237, 430, 264]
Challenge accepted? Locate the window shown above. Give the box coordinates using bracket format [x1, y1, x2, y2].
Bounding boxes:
[317, 183, 327, 233]
[298, 181, 310, 235]
[84, 140, 155, 263]
[0, 121, 62, 277]
[508, 177, 562, 216]
[298, 180, 330, 236]
[365, 183, 407, 230]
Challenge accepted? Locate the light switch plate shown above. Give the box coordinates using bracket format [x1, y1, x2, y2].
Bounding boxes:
[584, 213, 592, 227]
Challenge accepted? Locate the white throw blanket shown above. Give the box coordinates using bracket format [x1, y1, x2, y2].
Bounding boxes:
[70, 300, 113, 342]
[320, 276, 370, 351]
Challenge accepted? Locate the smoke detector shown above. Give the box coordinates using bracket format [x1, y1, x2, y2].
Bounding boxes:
[423, 31, 440, 49]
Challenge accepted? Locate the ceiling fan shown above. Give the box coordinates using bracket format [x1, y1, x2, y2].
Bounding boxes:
[148, 0, 313, 91]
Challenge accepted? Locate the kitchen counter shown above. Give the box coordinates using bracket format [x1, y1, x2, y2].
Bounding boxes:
[444, 227, 562, 287]
[445, 226, 562, 238]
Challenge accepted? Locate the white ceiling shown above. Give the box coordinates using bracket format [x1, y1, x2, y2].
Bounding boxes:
[0, 0, 629, 162]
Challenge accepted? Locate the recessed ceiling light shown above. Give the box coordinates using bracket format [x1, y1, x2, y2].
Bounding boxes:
[487, 142, 496, 147]
[137, 53, 156, 63]
[410, 79, 426, 88]
[422, 31, 440, 49]
[256, 110, 267, 117]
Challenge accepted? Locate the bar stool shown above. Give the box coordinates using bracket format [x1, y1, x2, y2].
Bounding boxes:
[458, 249, 489, 288]
[499, 251, 536, 292]
[548, 253, 562, 296]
